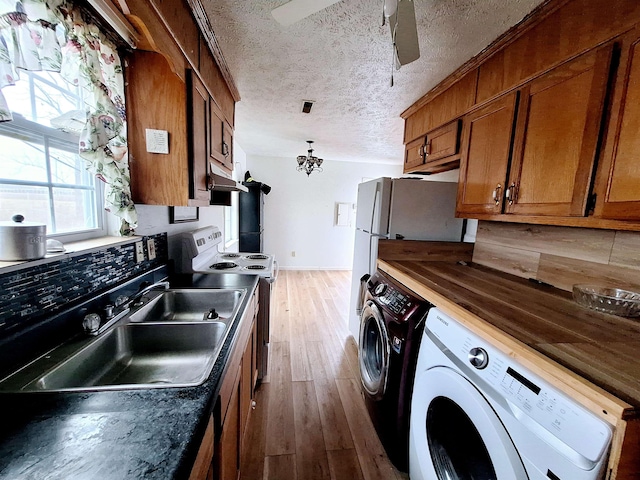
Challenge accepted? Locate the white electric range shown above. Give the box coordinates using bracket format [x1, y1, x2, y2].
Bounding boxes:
[180, 226, 276, 279]
[180, 226, 277, 381]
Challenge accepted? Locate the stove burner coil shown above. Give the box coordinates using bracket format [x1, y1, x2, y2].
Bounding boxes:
[222, 253, 241, 259]
[247, 254, 269, 260]
[210, 262, 238, 270]
[246, 265, 266, 270]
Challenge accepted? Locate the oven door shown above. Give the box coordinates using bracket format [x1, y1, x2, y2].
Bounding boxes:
[359, 300, 390, 400]
[410, 367, 528, 480]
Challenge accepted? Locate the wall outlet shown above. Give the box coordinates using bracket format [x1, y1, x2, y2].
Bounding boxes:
[135, 241, 145, 263]
[147, 239, 156, 260]
[291, 251, 296, 257]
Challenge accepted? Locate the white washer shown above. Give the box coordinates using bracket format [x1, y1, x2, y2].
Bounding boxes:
[410, 308, 613, 480]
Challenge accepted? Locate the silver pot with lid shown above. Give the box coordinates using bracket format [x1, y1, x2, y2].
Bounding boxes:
[0, 214, 47, 261]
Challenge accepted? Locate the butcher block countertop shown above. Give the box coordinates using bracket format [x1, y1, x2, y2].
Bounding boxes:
[378, 258, 640, 420]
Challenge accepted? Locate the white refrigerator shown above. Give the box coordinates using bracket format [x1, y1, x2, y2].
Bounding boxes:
[348, 177, 464, 341]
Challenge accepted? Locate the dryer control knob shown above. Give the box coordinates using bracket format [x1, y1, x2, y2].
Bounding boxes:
[374, 283, 387, 296]
[468, 347, 489, 369]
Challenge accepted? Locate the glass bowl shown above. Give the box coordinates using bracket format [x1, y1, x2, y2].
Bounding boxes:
[572, 284, 640, 317]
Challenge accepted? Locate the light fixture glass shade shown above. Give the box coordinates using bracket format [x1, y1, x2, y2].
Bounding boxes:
[296, 140, 324, 176]
[383, 0, 398, 17]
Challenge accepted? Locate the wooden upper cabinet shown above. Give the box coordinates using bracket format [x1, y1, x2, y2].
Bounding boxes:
[189, 71, 211, 204]
[200, 37, 235, 128]
[208, 102, 233, 173]
[506, 45, 613, 216]
[403, 69, 477, 143]
[148, 0, 199, 68]
[126, 51, 190, 206]
[404, 120, 461, 174]
[457, 92, 518, 216]
[425, 120, 460, 162]
[222, 121, 234, 171]
[405, 136, 426, 170]
[595, 30, 640, 220]
[476, 0, 640, 104]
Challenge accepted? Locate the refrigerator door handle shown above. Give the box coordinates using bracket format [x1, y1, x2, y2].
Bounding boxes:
[356, 273, 371, 316]
[371, 188, 382, 235]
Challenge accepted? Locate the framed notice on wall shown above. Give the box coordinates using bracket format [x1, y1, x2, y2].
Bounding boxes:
[169, 206, 199, 224]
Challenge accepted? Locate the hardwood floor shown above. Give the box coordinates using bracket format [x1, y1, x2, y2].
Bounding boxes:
[240, 270, 409, 480]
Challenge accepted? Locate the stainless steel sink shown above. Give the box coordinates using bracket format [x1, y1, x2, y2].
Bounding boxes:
[128, 289, 245, 323]
[0, 287, 248, 393]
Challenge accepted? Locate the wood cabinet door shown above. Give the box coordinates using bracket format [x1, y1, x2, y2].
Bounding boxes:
[126, 51, 189, 206]
[219, 366, 240, 480]
[404, 136, 425, 171]
[189, 72, 211, 205]
[506, 46, 613, 216]
[188, 415, 214, 480]
[596, 32, 640, 220]
[208, 101, 225, 165]
[457, 92, 518, 216]
[240, 330, 253, 446]
[251, 320, 258, 390]
[221, 121, 234, 171]
[425, 119, 460, 163]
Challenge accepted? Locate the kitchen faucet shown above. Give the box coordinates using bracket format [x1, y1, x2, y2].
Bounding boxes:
[82, 280, 170, 336]
[127, 280, 170, 308]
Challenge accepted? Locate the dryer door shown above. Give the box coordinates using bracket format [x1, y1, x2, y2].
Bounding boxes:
[410, 367, 528, 480]
[359, 300, 390, 400]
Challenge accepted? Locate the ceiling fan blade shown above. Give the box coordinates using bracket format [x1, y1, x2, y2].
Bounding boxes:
[389, 0, 420, 66]
[272, 0, 343, 26]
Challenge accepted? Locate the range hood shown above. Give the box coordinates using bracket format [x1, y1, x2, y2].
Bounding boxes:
[209, 172, 248, 192]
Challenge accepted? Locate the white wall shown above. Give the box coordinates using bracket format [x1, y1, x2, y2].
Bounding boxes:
[245, 155, 402, 269]
[133, 204, 225, 264]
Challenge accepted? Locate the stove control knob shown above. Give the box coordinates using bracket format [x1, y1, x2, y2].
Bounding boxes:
[374, 283, 387, 296]
[468, 347, 489, 369]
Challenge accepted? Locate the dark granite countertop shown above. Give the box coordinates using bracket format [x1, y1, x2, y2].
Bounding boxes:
[0, 274, 260, 480]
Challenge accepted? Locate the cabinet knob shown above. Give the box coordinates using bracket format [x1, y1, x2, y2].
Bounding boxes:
[492, 184, 502, 206]
[222, 141, 230, 158]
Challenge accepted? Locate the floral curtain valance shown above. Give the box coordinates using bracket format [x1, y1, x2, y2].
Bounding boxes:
[0, 0, 137, 234]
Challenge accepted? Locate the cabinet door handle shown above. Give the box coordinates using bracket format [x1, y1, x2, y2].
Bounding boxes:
[419, 144, 425, 160]
[505, 182, 516, 205]
[492, 184, 502, 206]
[425, 139, 432, 157]
[222, 141, 229, 157]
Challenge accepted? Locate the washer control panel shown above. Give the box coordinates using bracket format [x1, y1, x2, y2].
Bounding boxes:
[372, 281, 414, 317]
[426, 308, 612, 464]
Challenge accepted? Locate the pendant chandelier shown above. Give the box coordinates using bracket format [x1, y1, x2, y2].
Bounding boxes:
[296, 140, 323, 176]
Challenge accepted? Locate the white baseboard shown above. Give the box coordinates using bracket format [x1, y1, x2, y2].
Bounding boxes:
[277, 266, 352, 271]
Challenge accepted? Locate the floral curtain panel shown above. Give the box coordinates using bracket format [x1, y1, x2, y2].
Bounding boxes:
[0, 0, 137, 234]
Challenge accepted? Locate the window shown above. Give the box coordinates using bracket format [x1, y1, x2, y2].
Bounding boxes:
[225, 191, 239, 248]
[0, 71, 105, 239]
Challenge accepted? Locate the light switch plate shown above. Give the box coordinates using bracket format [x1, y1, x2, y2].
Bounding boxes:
[135, 241, 145, 263]
[147, 239, 156, 260]
[145, 128, 169, 154]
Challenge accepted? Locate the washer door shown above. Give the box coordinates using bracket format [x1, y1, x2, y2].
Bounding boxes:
[359, 300, 390, 400]
[410, 367, 528, 480]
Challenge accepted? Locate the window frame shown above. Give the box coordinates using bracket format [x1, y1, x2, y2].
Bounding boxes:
[0, 113, 107, 242]
[224, 191, 239, 249]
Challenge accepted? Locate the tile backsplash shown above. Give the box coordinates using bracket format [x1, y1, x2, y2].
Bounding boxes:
[0, 234, 168, 339]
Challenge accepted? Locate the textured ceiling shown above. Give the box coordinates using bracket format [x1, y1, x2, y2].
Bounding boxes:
[204, 0, 545, 165]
